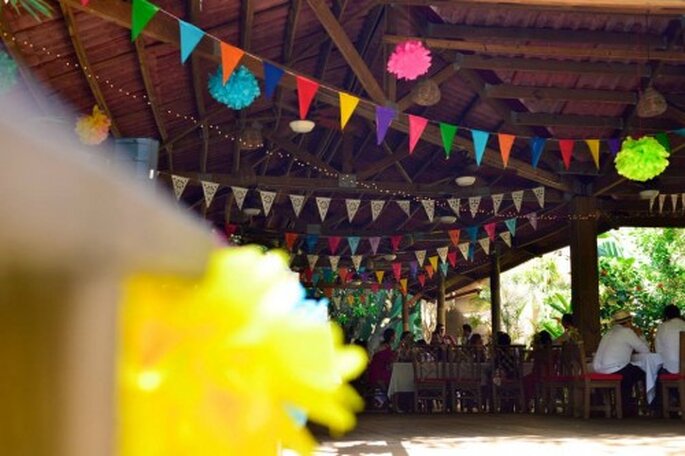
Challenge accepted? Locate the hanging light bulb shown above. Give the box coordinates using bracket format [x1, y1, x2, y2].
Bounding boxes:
[636, 86, 667, 118]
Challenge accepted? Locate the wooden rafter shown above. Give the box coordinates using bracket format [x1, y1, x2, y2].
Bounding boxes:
[274, 0, 301, 131]
[512, 112, 625, 129]
[188, 0, 210, 173]
[59, 1, 120, 137]
[485, 84, 638, 104]
[313, 0, 347, 80]
[384, 35, 685, 63]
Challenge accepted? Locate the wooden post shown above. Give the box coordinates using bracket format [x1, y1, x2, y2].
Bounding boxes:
[437, 273, 446, 326]
[570, 196, 601, 353]
[401, 292, 409, 331]
[490, 249, 502, 335]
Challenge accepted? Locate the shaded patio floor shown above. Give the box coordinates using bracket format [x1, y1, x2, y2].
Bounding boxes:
[314, 414, 685, 455]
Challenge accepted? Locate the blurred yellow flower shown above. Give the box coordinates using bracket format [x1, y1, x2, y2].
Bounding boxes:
[118, 246, 367, 456]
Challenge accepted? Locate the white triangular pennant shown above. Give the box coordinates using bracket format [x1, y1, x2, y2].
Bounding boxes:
[671, 194, 679, 212]
[468, 196, 481, 218]
[491, 193, 504, 215]
[346, 199, 361, 223]
[331, 296, 341, 310]
[447, 198, 460, 216]
[396, 200, 411, 217]
[511, 190, 524, 213]
[329, 255, 340, 271]
[436, 246, 448, 264]
[171, 175, 189, 200]
[259, 190, 277, 216]
[201, 181, 220, 207]
[527, 212, 538, 230]
[500, 231, 512, 247]
[458, 242, 470, 260]
[289, 194, 305, 217]
[682, 193, 685, 214]
[658, 194, 666, 214]
[370, 200, 385, 221]
[231, 186, 248, 210]
[478, 237, 490, 255]
[532, 186, 545, 208]
[415, 249, 426, 266]
[316, 197, 331, 221]
[307, 254, 319, 269]
[351, 255, 363, 271]
[649, 195, 657, 212]
[421, 199, 435, 222]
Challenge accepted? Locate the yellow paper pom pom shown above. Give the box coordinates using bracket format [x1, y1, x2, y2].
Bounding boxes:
[75, 105, 111, 145]
[118, 246, 367, 456]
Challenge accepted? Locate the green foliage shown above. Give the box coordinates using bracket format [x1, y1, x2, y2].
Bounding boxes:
[0, 0, 52, 20]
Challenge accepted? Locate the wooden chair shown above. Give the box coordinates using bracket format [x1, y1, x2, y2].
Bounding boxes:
[567, 341, 623, 419]
[491, 345, 526, 413]
[445, 345, 485, 412]
[538, 345, 574, 415]
[660, 331, 685, 420]
[412, 349, 448, 413]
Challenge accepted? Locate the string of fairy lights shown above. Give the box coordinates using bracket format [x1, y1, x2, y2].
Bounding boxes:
[3, 30, 673, 225]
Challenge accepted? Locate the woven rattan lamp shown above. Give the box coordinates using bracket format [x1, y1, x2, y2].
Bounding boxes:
[636, 87, 667, 118]
[412, 79, 441, 106]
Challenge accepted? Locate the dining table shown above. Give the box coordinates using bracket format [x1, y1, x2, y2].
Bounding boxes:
[630, 352, 664, 404]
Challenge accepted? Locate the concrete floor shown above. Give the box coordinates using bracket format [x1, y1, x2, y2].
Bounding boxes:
[314, 413, 685, 455]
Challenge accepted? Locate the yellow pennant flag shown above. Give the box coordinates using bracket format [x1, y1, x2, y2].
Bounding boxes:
[429, 256, 438, 273]
[585, 139, 600, 169]
[399, 278, 408, 295]
[375, 270, 385, 284]
[339, 92, 360, 130]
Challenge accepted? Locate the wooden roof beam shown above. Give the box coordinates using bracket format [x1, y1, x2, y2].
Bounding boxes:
[376, 0, 685, 15]
[188, 0, 210, 173]
[383, 35, 685, 63]
[486, 84, 638, 104]
[313, 0, 348, 80]
[59, 1, 120, 137]
[512, 112, 624, 129]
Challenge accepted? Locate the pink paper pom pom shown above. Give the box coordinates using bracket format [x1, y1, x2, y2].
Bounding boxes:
[387, 40, 432, 81]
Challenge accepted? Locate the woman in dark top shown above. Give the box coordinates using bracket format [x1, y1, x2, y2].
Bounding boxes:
[368, 328, 397, 390]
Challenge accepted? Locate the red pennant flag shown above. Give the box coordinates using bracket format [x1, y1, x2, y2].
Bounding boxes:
[338, 267, 349, 283]
[448, 251, 457, 267]
[304, 267, 313, 283]
[225, 223, 238, 237]
[408, 115, 429, 154]
[296, 76, 319, 119]
[81, 0, 90, 5]
[392, 262, 402, 282]
[484, 222, 496, 241]
[418, 273, 426, 287]
[390, 235, 402, 252]
[425, 264, 434, 279]
[448, 229, 460, 247]
[327, 236, 341, 254]
[498, 133, 516, 168]
[323, 287, 333, 298]
[220, 42, 244, 84]
[285, 232, 298, 251]
[559, 139, 575, 170]
[371, 283, 380, 293]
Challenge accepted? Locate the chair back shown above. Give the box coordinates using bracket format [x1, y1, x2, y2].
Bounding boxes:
[412, 348, 444, 381]
[531, 344, 562, 379]
[561, 340, 587, 379]
[679, 331, 685, 376]
[492, 344, 526, 380]
[446, 345, 483, 381]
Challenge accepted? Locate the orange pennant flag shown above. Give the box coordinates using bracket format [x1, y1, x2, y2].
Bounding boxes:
[425, 264, 434, 279]
[220, 42, 244, 84]
[497, 133, 515, 168]
[448, 229, 460, 247]
[375, 270, 385, 284]
[585, 139, 600, 169]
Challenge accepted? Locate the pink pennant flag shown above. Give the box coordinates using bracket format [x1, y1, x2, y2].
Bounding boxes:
[371, 283, 380, 293]
[390, 235, 402, 252]
[392, 262, 402, 282]
[558, 139, 574, 170]
[447, 251, 457, 267]
[448, 229, 460, 247]
[527, 212, 538, 230]
[418, 273, 426, 288]
[285, 232, 298, 251]
[408, 114, 429, 154]
[484, 222, 496, 241]
[296, 76, 319, 119]
[327, 236, 341, 254]
[369, 236, 381, 254]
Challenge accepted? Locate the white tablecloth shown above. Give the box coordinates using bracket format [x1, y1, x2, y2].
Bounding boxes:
[631, 352, 663, 404]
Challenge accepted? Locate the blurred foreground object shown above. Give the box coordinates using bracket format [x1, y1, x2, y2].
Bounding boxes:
[119, 246, 367, 455]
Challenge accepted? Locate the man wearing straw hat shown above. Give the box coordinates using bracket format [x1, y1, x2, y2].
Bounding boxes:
[594, 310, 650, 416]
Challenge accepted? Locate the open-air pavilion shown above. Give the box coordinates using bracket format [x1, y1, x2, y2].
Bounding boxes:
[2, 0, 685, 454]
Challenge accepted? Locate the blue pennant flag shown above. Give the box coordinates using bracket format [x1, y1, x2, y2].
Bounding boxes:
[607, 138, 621, 156]
[530, 137, 546, 168]
[439, 262, 448, 277]
[305, 234, 319, 252]
[675, 128, 685, 137]
[468, 243, 475, 261]
[322, 268, 334, 283]
[471, 129, 489, 166]
[263, 61, 285, 99]
[409, 260, 418, 279]
[504, 218, 517, 236]
[179, 20, 205, 64]
[347, 236, 360, 255]
[466, 225, 479, 242]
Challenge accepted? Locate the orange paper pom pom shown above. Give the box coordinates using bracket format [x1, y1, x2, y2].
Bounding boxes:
[75, 105, 111, 145]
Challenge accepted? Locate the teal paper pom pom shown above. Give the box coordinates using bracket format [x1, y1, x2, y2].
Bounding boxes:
[614, 136, 670, 182]
[0, 51, 18, 95]
[208, 65, 260, 110]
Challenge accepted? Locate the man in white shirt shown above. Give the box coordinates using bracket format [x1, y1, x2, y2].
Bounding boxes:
[655, 304, 685, 374]
[594, 310, 650, 416]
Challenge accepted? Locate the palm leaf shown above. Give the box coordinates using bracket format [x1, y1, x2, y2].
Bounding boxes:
[1, 0, 53, 20]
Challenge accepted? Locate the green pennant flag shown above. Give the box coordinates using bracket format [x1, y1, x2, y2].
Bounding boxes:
[439, 122, 458, 158]
[131, 0, 160, 41]
[655, 132, 671, 152]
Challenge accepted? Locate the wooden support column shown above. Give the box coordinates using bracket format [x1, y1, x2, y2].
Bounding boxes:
[401, 293, 409, 331]
[437, 273, 446, 326]
[490, 249, 501, 335]
[570, 196, 601, 353]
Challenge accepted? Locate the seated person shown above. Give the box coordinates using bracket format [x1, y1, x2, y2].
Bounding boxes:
[554, 313, 580, 345]
[462, 324, 474, 345]
[655, 304, 685, 374]
[468, 333, 487, 362]
[593, 310, 650, 416]
[524, 330, 553, 406]
[430, 323, 457, 346]
[396, 331, 415, 362]
[367, 328, 396, 393]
